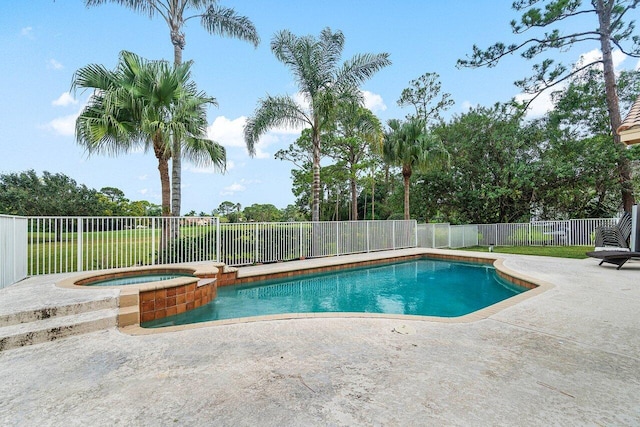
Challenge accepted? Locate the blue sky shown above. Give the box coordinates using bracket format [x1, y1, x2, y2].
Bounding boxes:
[2, 1, 639, 214]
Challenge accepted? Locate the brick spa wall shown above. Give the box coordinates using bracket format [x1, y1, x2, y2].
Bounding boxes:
[139, 279, 216, 323]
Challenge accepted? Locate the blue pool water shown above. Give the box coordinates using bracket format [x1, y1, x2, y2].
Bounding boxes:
[142, 259, 527, 328]
[87, 273, 193, 286]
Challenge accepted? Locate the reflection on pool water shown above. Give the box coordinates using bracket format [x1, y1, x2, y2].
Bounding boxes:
[143, 259, 527, 328]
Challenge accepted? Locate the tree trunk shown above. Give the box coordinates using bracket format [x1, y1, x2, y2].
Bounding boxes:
[171, 134, 182, 216]
[350, 175, 358, 221]
[154, 135, 174, 258]
[154, 138, 172, 217]
[402, 164, 412, 220]
[312, 125, 321, 222]
[171, 32, 184, 217]
[371, 176, 375, 220]
[335, 186, 339, 221]
[596, 0, 635, 211]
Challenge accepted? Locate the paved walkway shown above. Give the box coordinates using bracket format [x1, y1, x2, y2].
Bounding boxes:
[1, 249, 639, 425]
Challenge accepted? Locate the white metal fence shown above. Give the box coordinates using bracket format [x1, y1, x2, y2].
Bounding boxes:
[0, 215, 28, 289]
[20, 218, 416, 277]
[26, 216, 220, 276]
[476, 218, 617, 246]
[417, 218, 617, 249]
[219, 220, 416, 266]
[0, 214, 619, 287]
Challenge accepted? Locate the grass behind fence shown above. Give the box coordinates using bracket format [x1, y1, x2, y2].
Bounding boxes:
[28, 226, 220, 275]
[458, 246, 589, 259]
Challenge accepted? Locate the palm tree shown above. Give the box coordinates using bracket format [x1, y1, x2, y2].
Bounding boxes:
[244, 27, 391, 222]
[85, 0, 259, 216]
[383, 118, 448, 220]
[73, 50, 225, 217]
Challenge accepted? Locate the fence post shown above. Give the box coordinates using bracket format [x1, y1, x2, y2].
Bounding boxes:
[392, 221, 396, 250]
[414, 221, 418, 247]
[367, 221, 370, 253]
[299, 222, 303, 259]
[431, 224, 435, 248]
[336, 222, 340, 256]
[76, 217, 83, 272]
[151, 218, 156, 265]
[528, 223, 532, 246]
[216, 217, 221, 263]
[255, 223, 259, 264]
[12, 216, 16, 282]
[568, 220, 573, 246]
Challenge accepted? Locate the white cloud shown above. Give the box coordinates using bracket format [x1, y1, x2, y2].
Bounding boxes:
[207, 116, 246, 148]
[220, 182, 246, 196]
[635, 58, 640, 71]
[514, 48, 631, 120]
[515, 90, 555, 119]
[219, 178, 261, 196]
[226, 183, 246, 192]
[138, 188, 161, 201]
[575, 48, 627, 73]
[52, 92, 78, 107]
[362, 90, 386, 112]
[21, 27, 33, 38]
[47, 59, 63, 70]
[138, 175, 148, 181]
[613, 50, 627, 70]
[461, 101, 474, 112]
[293, 92, 309, 109]
[207, 115, 304, 159]
[47, 112, 79, 136]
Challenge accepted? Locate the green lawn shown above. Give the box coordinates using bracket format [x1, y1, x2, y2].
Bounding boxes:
[457, 245, 589, 259]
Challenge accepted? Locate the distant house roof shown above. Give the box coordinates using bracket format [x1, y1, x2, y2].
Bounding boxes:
[618, 95, 640, 145]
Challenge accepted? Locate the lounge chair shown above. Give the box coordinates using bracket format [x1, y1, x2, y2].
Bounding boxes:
[586, 212, 640, 269]
[585, 249, 640, 269]
[594, 212, 632, 249]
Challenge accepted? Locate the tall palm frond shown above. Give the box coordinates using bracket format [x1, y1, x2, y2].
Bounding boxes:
[244, 95, 311, 155]
[200, 3, 260, 47]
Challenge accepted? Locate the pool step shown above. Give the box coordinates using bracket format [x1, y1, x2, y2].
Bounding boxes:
[0, 297, 116, 328]
[0, 307, 118, 352]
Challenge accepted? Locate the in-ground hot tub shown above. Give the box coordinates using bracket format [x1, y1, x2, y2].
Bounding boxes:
[80, 272, 196, 287]
[57, 263, 239, 327]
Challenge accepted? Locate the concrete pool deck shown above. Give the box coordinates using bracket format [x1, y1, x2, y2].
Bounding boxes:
[1, 248, 639, 425]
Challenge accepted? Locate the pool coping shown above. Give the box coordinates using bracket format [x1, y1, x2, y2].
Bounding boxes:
[118, 248, 553, 335]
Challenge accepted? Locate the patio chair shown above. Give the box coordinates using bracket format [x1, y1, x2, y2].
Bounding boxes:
[587, 212, 640, 269]
[594, 212, 632, 250]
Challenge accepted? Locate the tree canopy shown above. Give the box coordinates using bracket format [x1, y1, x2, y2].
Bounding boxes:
[85, 0, 259, 215]
[0, 170, 159, 217]
[458, 0, 640, 211]
[245, 27, 390, 221]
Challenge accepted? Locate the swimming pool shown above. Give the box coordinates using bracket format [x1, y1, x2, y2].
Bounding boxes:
[142, 258, 527, 328]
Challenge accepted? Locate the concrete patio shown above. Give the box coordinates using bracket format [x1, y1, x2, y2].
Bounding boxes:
[1, 249, 639, 425]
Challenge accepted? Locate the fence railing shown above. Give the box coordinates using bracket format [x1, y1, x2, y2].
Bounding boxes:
[0, 214, 619, 287]
[417, 218, 616, 249]
[1, 215, 28, 289]
[219, 220, 415, 266]
[26, 216, 220, 276]
[475, 218, 616, 246]
[20, 218, 416, 276]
